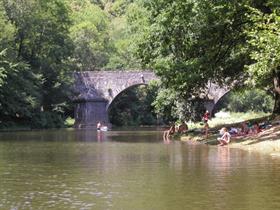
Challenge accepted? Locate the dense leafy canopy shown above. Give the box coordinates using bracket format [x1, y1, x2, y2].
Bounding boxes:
[69, 0, 111, 70]
[216, 89, 274, 113]
[128, 0, 280, 117]
[108, 84, 158, 126]
[0, 0, 279, 128]
[245, 1, 280, 112]
[134, 0, 250, 94]
[0, 0, 74, 128]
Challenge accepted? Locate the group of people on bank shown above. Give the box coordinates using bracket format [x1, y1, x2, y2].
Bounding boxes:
[229, 121, 263, 136]
[218, 121, 267, 145]
[163, 121, 188, 139]
[163, 110, 209, 141]
[163, 110, 267, 146]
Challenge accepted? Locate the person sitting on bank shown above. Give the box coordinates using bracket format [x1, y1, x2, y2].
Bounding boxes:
[177, 121, 188, 134]
[252, 122, 261, 134]
[163, 123, 176, 138]
[241, 121, 249, 135]
[229, 127, 239, 136]
[217, 127, 231, 146]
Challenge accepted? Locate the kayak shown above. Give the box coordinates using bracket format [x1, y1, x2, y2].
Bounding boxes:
[100, 126, 108, 131]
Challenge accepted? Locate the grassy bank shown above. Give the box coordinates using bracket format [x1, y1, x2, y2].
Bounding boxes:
[187, 111, 270, 130]
[64, 117, 75, 127]
[230, 125, 280, 156]
[181, 112, 280, 156]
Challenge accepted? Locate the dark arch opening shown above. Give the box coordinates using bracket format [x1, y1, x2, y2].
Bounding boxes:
[106, 83, 147, 110]
[211, 91, 231, 114]
[107, 84, 158, 126]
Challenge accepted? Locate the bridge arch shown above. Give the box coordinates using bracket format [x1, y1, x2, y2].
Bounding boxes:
[106, 83, 148, 111]
[73, 71, 230, 128]
[73, 71, 157, 128]
[211, 90, 232, 114]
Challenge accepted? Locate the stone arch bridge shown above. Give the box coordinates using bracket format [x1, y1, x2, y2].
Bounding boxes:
[73, 71, 229, 128]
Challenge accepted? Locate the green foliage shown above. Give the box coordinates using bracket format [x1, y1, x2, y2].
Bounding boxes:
[69, 0, 111, 70]
[30, 111, 65, 129]
[152, 86, 206, 123]
[0, 0, 75, 128]
[129, 0, 280, 117]
[152, 87, 176, 123]
[3, 0, 74, 109]
[217, 89, 274, 113]
[106, 1, 144, 69]
[64, 116, 75, 127]
[133, 0, 250, 96]
[0, 2, 15, 86]
[108, 83, 157, 126]
[245, 3, 280, 113]
[0, 2, 14, 49]
[246, 7, 280, 87]
[0, 50, 41, 121]
[106, 16, 141, 69]
[200, 111, 269, 130]
[0, 1, 41, 123]
[1, 0, 280, 128]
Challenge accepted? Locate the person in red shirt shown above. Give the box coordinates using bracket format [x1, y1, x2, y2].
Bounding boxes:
[202, 110, 210, 123]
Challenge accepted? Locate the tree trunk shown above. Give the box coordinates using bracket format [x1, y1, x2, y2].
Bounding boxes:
[273, 74, 280, 114]
[273, 92, 280, 114]
[17, 33, 24, 58]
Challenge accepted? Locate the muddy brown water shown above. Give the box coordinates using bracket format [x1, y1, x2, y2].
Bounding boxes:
[0, 128, 280, 210]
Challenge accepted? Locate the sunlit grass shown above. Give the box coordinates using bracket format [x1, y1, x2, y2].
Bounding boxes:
[65, 117, 75, 127]
[187, 111, 270, 130]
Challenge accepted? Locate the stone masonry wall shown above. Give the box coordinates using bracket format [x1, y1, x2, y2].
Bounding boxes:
[73, 71, 157, 128]
[73, 71, 229, 128]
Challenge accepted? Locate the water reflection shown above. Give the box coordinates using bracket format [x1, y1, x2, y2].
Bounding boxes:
[0, 129, 280, 210]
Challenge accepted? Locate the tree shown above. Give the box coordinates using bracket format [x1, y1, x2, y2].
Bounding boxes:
[69, 0, 111, 70]
[100, 0, 142, 69]
[0, 0, 75, 128]
[129, 0, 280, 116]
[0, 2, 41, 125]
[215, 89, 274, 113]
[127, 0, 253, 118]
[0, 51, 41, 123]
[0, 1, 14, 86]
[0, 1, 14, 53]
[246, 2, 280, 113]
[137, 1, 249, 90]
[108, 84, 158, 126]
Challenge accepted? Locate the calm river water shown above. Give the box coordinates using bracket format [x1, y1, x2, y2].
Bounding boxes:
[0, 129, 280, 210]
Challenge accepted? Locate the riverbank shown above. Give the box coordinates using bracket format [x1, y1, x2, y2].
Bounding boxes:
[230, 125, 280, 156]
[181, 120, 280, 156]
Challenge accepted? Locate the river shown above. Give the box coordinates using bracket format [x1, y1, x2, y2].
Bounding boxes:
[0, 128, 279, 210]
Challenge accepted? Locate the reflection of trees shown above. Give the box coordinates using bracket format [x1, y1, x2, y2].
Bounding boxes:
[75, 129, 108, 142]
[0, 130, 112, 209]
[1, 131, 280, 209]
[206, 147, 253, 210]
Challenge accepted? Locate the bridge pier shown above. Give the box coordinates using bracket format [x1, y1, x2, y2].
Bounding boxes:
[73, 71, 229, 127]
[74, 99, 109, 129]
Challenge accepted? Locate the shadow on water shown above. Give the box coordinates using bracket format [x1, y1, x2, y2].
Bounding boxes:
[0, 127, 165, 143]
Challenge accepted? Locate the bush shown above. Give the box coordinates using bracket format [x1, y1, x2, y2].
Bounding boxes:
[30, 112, 65, 129]
[216, 89, 274, 113]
